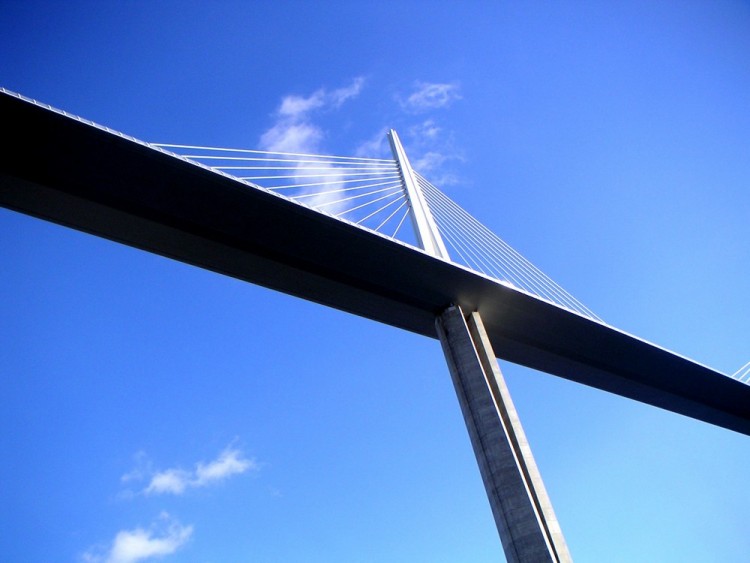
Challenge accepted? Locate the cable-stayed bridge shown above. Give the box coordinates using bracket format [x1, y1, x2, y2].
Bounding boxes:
[1, 88, 748, 562]
[154, 140, 600, 322]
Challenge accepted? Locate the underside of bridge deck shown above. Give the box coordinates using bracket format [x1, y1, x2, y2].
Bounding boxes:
[2, 90, 749, 436]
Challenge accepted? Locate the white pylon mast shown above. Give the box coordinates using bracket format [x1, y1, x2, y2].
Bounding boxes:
[388, 132, 570, 561]
[387, 129, 450, 260]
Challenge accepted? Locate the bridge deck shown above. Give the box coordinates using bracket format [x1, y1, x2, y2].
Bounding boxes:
[2, 91, 748, 435]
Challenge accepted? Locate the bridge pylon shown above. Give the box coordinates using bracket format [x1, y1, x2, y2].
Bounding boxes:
[388, 130, 571, 561]
[388, 129, 449, 259]
[437, 306, 572, 562]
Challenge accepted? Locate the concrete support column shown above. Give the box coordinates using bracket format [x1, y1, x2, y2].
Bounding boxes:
[436, 305, 572, 563]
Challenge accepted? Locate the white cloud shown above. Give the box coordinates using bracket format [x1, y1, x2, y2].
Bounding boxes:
[146, 447, 257, 496]
[122, 446, 258, 497]
[278, 90, 326, 118]
[259, 121, 323, 153]
[421, 170, 460, 188]
[194, 447, 255, 485]
[120, 451, 151, 484]
[411, 118, 441, 140]
[145, 468, 192, 496]
[412, 151, 447, 172]
[82, 513, 192, 563]
[254, 77, 370, 214]
[330, 76, 365, 107]
[354, 118, 463, 188]
[402, 82, 461, 113]
[354, 127, 390, 159]
[398, 119, 464, 187]
[253, 77, 464, 219]
[260, 77, 366, 154]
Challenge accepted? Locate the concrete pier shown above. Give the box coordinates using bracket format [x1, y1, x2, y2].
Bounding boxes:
[436, 306, 571, 563]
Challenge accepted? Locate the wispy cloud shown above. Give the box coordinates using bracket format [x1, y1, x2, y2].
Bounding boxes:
[278, 90, 326, 119]
[120, 451, 152, 485]
[260, 77, 366, 153]
[330, 76, 366, 107]
[256, 78, 368, 213]
[352, 81, 465, 188]
[259, 77, 463, 189]
[258, 121, 323, 154]
[194, 447, 255, 485]
[410, 118, 442, 141]
[401, 82, 461, 113]
[412, 151, 448, 172]
[122, 446, 258, 497]
[145, 468, 193, 496]
[145, 447, 257, 496]
[276, 76, 364, 120]
[82, 513, 192, 563]
[403, 119, 464, 186]
[354, 127, 390, 159]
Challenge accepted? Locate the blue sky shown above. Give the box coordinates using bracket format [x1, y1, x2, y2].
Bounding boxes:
[1, 2, 749, 561]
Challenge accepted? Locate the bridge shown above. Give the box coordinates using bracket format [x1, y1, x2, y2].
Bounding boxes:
[2, 88, 748, 561]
